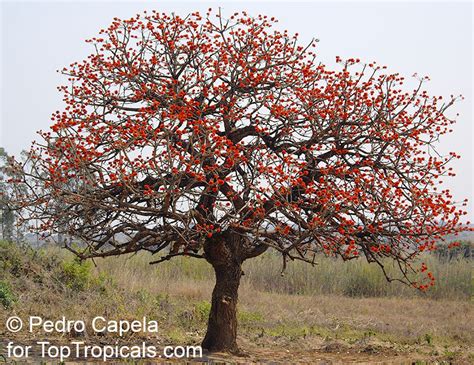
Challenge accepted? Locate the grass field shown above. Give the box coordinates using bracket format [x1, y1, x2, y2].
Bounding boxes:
[0, 240, 472, 363]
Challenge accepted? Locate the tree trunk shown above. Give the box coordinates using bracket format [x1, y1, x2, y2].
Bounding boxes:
[201, 232, 243, 353]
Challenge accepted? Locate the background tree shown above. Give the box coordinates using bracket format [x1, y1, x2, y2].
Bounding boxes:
[1, 148, 16, 241]
[7, 10, 469, 352]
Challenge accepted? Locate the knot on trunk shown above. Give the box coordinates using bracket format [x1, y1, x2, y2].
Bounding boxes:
[221, 295, 232, 305]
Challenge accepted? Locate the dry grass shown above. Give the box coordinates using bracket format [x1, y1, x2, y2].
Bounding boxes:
[92, 246, 472, 300]
[239, 290, 473, 343]
[96, 251, 473, 343]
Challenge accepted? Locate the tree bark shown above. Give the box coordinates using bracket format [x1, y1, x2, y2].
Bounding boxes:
[201, 232, 243, 353]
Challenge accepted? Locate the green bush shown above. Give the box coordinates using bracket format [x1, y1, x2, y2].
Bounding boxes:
[0, 280, 16, 309]
[194, 300, 211, 321]
[60, 257, 94, 291]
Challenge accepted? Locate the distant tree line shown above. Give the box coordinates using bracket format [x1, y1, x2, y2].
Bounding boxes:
[434, 241, 473, 261]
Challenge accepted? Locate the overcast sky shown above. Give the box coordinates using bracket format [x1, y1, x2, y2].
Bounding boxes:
[1, 1, 472, 220]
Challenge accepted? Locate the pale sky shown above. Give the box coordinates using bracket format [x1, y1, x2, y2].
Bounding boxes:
[1, 1, 472, 220]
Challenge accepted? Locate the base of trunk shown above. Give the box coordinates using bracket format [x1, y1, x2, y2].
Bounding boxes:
[201, 333, 240, 354]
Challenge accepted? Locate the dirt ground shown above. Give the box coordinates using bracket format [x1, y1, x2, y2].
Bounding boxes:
[1, 333, 471, 364]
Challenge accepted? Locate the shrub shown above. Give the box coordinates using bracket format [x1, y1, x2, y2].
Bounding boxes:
[194, 300, 211, 322]
[0, 280, 16, 309]
[60, 257, 94, 291]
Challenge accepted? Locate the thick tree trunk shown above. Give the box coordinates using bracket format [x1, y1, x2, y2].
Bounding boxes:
[201, 258, 242, 352]
[201, 232, 243, 353]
